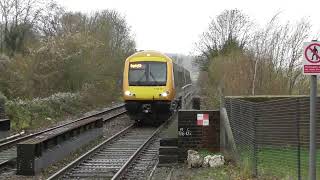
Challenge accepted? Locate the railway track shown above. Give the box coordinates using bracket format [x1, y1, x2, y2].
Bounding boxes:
[0, 104, 126, 168]
[118, 138, 160, 180]
[0, 131, 25, 145]
[47, 117, 168, 180]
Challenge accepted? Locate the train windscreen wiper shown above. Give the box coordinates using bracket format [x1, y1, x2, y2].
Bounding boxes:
[149, 71, 159, 84]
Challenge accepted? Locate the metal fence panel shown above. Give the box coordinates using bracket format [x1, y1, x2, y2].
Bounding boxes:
[223, 96, 320, 179]
[256, 98, 300, 178]
[225, 98, 257, 176]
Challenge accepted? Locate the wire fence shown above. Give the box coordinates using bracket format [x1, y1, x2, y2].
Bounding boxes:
[221, 96, 320, 179]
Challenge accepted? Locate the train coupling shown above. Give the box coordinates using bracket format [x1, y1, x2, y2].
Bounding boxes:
[142, 104, 152, 113]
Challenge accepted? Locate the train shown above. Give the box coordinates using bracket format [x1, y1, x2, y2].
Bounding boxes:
[122, 50, 191, 124]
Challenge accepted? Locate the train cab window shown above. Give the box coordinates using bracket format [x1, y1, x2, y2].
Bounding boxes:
[149, 63, 166, 82]
[129, 63, 147, 82]
[129, 62, 167, 86]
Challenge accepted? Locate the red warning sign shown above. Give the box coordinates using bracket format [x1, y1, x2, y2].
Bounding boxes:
[303, 42, 320, 75]
[197, 114, 209, 126]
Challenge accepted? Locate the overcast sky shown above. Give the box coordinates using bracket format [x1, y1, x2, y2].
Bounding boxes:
[56, 0, 320, 55]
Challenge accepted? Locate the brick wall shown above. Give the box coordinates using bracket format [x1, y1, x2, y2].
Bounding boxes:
[178, 110, 220, 161]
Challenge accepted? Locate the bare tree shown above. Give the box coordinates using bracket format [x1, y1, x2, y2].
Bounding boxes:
[286, 19, 310, 94]
[0, 0, 45, 55]
[249, 14, 310, 95]
[195, 9, 313, 101]
[38, 1, 65, 37]
[194, 9, 253, 70]
[249, 14, 283, 95]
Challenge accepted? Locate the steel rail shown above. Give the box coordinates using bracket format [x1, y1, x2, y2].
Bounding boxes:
[46, 124, 134, 180]
[48, 114, 175, 180]
[0, 131, 25, 144]
[103, 110, 127, 122]
[0, 104, 126, 171]
[181, 84, 192, 90]
[0, 103, 125, 151]
[112, 113, 177, 180]
[111, 123, 164, 180]
[147, 160, 159, 180]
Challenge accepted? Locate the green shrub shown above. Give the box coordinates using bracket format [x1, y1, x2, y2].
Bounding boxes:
[0, 91, 7, 102]
[6, 92, 82, 131]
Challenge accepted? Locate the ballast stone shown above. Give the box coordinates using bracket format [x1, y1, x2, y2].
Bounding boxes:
[203, 155, 225, 168]
[187, 150, 203, 168]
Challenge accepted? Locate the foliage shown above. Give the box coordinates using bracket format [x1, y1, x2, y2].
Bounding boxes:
[174, 162, 258, 180]
[198, 149, 222, 157]
[6, 92, 83, 130]
[0, 2, 135, 130]
[1, 8, 135, 98]
[0, 91, 7, 103]
[194, 9, 252, 71]
[0, 0, 45, 56]
[195, 10, 314, 108]
[248, 147, 320, 179]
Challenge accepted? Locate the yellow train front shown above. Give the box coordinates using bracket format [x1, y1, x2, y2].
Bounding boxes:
[122, 50, 191, 124]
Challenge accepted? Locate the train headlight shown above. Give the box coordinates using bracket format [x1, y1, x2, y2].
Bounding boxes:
[160, 91, 169, 97]
[124, 91, 134, 96]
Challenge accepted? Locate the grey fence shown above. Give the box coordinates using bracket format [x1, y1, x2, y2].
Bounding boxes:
[221, 96, 320, 179]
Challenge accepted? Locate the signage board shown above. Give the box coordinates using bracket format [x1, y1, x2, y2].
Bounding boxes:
[303, 42, 320, 75]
